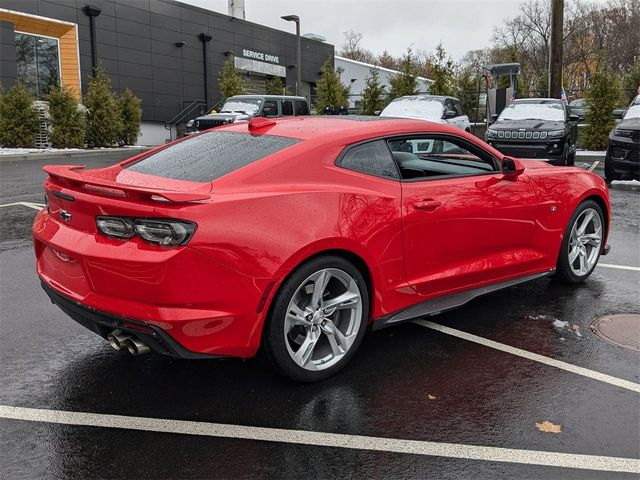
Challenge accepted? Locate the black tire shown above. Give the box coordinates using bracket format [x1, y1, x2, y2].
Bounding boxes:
[263, 255, 370, 382]
[604, 160, 616, 184]
[561, 141, 572, 166]
[555, 200, 604, 283]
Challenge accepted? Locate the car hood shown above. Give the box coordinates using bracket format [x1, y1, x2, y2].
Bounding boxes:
[491, 119, 565, 131]
[615, 117, 640, 131]
[197, 112, 250, 121]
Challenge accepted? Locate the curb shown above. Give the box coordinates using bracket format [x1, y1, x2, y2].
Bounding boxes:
[0, 147, 152, 163]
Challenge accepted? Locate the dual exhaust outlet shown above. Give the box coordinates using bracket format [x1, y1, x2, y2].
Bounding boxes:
[107, 330, 151, 355]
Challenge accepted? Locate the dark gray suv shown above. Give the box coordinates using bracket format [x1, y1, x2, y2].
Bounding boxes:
[192, 95, 310, 131]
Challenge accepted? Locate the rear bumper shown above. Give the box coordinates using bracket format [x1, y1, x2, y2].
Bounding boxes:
[42, 281, 223, 359]
[33, 209, 267, 358]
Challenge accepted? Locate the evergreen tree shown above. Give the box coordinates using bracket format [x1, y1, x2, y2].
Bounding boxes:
[265, 76, 290, 95]
[388, 48, 419, 100]
[584, 65, 624, 150]
[118, 88, 142, 146]
[360, 67, 386, 115]
[218, 57, 246, 100]
[456, 68, 481, 122]
[0, 82, 40, 148]
[84, 66, 122, 147]
[314, 58, 350, 113]
[47, 85, 86, 148]
[623, 60, 640, 103]
[429, 43, 457, 96]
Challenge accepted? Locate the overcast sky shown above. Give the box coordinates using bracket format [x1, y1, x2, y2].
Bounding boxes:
[181, 0, 610, 61]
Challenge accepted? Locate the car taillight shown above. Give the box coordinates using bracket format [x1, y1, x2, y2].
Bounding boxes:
[96, 216, 196, 247]
[96, 217, 135, 239]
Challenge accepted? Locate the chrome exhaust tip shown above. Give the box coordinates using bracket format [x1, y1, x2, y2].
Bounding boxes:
[107, 330, 131, 351]
[126, 337, 151, 355]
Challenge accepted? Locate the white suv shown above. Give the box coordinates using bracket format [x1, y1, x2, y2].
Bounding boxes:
[380, 95, 471, 131]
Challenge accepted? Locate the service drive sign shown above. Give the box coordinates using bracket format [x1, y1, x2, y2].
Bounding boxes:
[242, 49, 280, 65]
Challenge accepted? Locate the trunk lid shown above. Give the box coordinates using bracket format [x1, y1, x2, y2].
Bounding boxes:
[44, 164, 211, 234]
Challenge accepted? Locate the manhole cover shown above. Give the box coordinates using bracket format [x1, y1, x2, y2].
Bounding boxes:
[590, 314, 640, 351]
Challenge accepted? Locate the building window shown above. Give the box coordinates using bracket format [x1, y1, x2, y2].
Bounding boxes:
[15, 32, 60, 98]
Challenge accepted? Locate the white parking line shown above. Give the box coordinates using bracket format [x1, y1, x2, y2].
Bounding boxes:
[0, 405, 638, 473]
[599, 263, 640, 272]
[0, 201, 45, 211]
[414, 320, 640, 394]
[588, 161, 600, 172]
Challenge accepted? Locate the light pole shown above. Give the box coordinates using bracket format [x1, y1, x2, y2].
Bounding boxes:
[281, 15, 301, 96]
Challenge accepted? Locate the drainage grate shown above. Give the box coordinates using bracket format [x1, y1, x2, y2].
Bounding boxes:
[590, 314, 640, 351]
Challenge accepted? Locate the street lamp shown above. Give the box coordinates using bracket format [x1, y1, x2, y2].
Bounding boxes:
[281, 15, 300, 96]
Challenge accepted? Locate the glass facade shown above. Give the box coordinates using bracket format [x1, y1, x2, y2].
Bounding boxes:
[15, 32, 60, 98]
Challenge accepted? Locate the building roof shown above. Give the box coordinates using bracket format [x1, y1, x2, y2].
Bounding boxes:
[335, 56, 433, 84]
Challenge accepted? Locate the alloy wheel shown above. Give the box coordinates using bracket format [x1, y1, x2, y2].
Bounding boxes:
[284, 268, 362, 371]
[568, 208, 602, 276]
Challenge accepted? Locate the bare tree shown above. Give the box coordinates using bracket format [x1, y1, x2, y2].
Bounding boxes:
[339, 30, 376, 63]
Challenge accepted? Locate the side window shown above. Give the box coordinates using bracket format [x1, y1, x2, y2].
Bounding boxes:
[444, 99, 456, 116]
[282, 100, 294, 116]
[294, 100, 310, 115]
[387, 136, 498, 180]
[454, 100, 464, 116]
[338, 140, 399, 180]
[262, 100, 278, 117]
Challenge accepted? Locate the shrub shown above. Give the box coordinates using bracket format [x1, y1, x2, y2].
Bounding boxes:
[265, 76, 289, 95]
[0, 82, 40, 148]
[218, 57, 246, 100]
[314, 58, 350, 113]
[118, 89, 142, 146]
[388, 48, 419, 100]
[84, 66, 122, 147]
[583, 66, 623, 150]
[360, 67, 387, 115]
[47, 85, 86, 148]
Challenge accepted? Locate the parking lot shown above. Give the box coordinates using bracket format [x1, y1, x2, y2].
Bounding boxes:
[0, 153, 638, 479]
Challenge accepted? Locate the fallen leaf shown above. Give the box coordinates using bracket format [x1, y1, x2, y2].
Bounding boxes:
[536, 421, 561, 433]
[427, 394, 437, 400]
[571, 324, 581, 332]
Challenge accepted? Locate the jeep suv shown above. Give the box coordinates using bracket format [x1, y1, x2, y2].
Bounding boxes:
[192, 95, 310, 131]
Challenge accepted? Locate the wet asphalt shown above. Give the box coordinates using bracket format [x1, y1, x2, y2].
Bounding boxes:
[0, 153, 639, 479]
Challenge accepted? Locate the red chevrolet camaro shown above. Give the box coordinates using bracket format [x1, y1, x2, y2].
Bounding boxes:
[34, 116, 610, 381]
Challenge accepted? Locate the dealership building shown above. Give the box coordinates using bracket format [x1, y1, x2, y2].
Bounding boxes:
[0, 0, 334, 144]
[335, 56, 433, 111]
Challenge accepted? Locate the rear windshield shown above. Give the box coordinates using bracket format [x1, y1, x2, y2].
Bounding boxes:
[127, 131, 300, 182]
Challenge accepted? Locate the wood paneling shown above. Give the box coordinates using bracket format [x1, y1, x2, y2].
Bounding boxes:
[0, 11, 80, 99]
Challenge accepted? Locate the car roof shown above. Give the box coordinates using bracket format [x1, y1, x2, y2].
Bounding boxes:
[512, 98, 563, 105]
[227, 95, 308, 101]
[392, 94, 458, 102]
[216, 115, 462, 142]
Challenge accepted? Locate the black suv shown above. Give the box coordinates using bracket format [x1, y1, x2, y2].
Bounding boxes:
[605, 95, 640, 183]
[191, 95, 310, 131]
[485, 98, 579, 166]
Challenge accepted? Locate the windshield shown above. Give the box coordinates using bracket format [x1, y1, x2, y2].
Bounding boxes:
[624, 105, 640, 119]
[498, 102, 565, 122]
[220, 99, 262, 115]
[380, 97, 444, 120]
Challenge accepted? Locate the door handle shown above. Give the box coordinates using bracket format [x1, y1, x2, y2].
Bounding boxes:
[413, 199, 442, 211]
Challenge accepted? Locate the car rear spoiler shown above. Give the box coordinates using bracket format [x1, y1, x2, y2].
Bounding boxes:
[43, 165, 211, 203]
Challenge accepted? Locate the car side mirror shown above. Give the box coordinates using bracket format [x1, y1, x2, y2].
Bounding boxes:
[502, 156, 525, 178]
[490, 113, 498, 123]
[613, 108, 626, 120]
[569, 114, 579, 122]
[443, 110, 457, 119]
